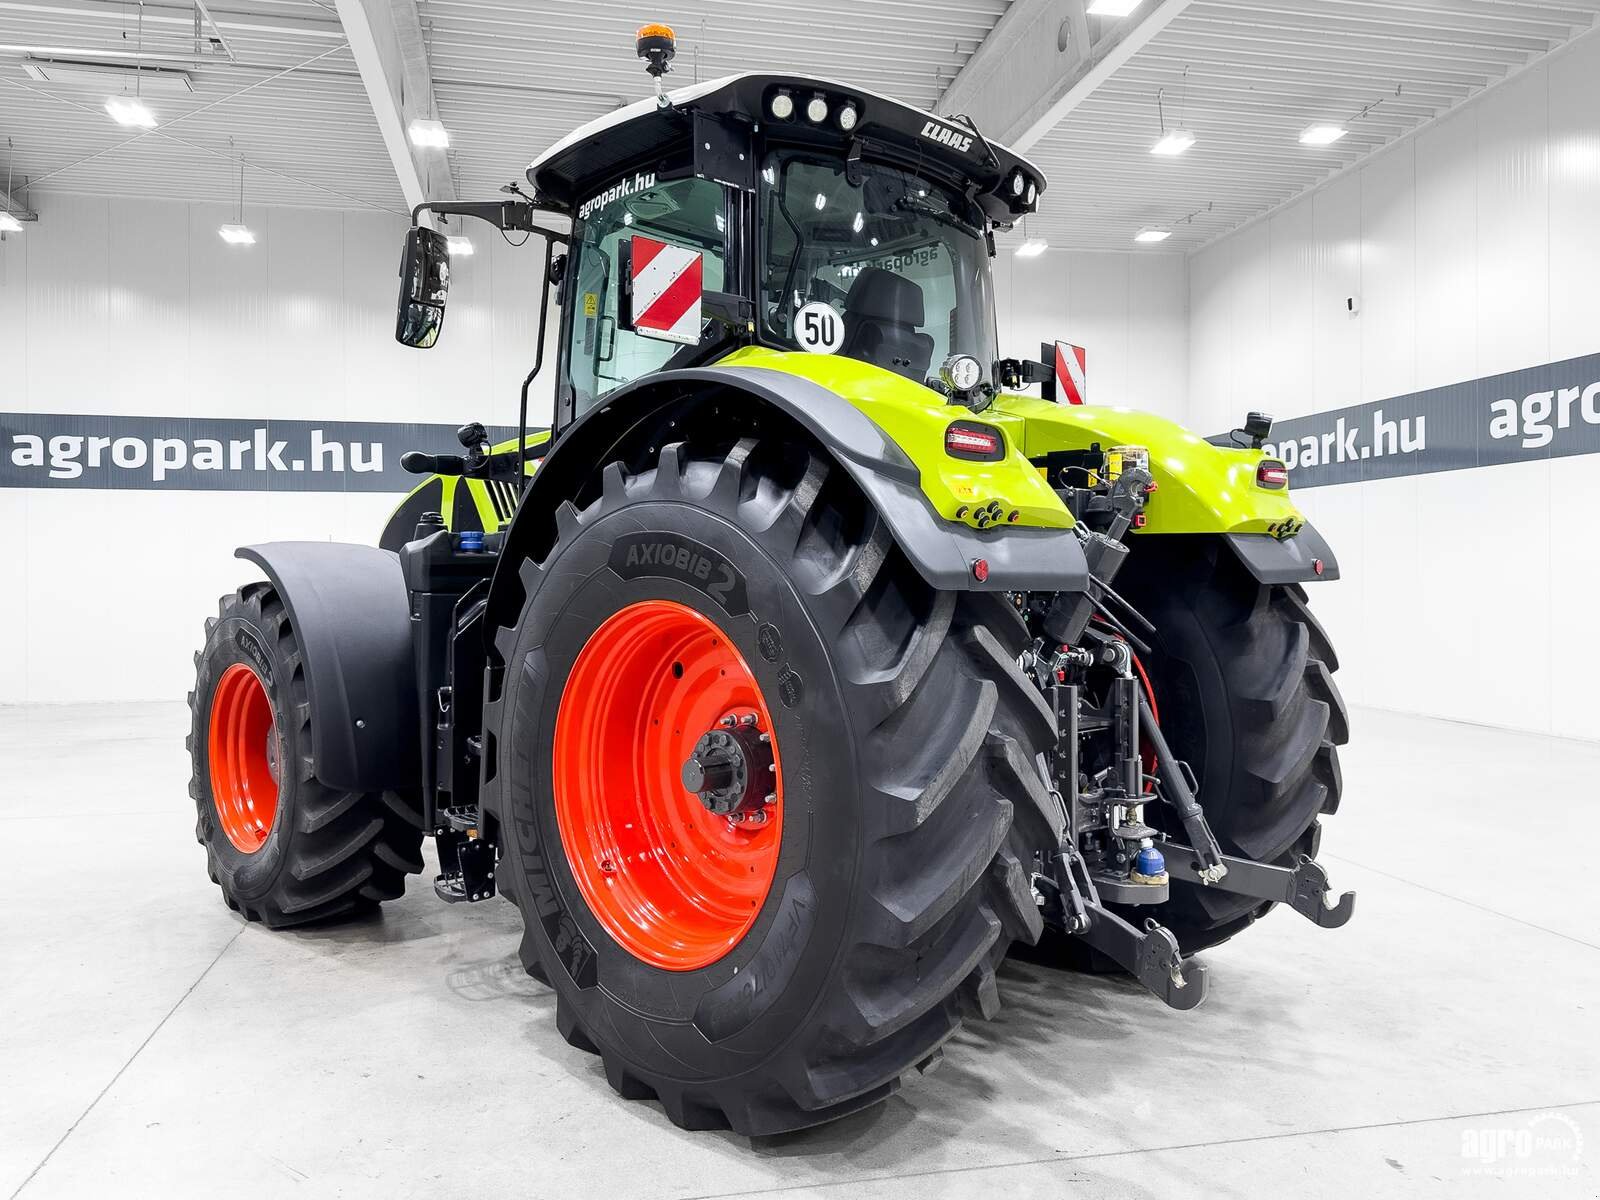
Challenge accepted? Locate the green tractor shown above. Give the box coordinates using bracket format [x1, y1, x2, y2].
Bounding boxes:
[188, 28, 1352, 1136]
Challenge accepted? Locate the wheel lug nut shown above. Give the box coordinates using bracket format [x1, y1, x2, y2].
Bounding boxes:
[764, 793, 776, 805]
[758, 732, 771, 743]
[740, 713, 757, 726]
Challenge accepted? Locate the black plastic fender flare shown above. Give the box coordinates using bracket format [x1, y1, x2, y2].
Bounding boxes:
[486, 365, 1089, 636]
[237, 542, 420, 791]
[1223, 522, 1340, 585]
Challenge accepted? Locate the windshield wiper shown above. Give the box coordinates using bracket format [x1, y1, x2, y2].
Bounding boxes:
[891, 195, 984, 240]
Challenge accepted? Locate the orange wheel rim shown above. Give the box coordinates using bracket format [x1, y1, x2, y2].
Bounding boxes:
[553, 600, 784, 971]
[208, 662, 281, 854]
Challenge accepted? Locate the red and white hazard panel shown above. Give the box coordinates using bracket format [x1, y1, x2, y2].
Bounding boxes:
[1053, 340, 1088, 405]
[629, 235, 703, 345]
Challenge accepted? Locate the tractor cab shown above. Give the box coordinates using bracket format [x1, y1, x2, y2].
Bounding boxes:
[397, 66, 1047, 431]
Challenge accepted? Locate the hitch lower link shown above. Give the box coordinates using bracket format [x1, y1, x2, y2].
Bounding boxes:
[1048, 843, 1209, 1011]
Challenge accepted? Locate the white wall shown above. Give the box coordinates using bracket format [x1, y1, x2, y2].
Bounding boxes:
[0, 194, 550, 704]
[1187, 32, 1600, 740]
[995, 249, 1189, 421]
[0, 188, 1184, 705]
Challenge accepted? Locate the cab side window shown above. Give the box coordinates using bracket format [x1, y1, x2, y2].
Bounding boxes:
[566, 176, 728, 415]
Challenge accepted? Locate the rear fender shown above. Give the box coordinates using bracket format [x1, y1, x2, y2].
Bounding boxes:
[996, 395, 1307, 536]
[483, 366, 1090, 641]
[237, 542, 420, 791]
[1224, 525, 1340, 584]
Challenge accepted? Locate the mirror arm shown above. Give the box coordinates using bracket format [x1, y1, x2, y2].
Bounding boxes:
[411, 199, 572, 244]
[703, 290, 755, 333]
[515, 234, 556, 495]
[995, 357, 1054, 391]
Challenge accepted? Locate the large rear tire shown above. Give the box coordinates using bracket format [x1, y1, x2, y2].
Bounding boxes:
[1116, 537, 1348, 953]
[188, 582, 426, 927]
[481, 437, 1059, 1135]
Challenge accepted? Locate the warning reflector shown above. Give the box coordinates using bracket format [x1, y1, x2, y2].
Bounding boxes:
[628, 235, 703, 346]
[1049, 340, 1088, 405]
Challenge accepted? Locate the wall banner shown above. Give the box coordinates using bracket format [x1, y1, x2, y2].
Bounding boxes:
[0, 413, 529, 493]
[1220, 351, 1600, 490]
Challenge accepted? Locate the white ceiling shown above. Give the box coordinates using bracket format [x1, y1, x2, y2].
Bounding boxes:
[1, 0, 1597, 249]
[0, 1, 403, 211]
[1027, 0, 1600, 251]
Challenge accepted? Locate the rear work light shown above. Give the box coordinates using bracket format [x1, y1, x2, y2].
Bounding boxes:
[945, 421, 1005, 462]
[1256, 459, 1289, 489]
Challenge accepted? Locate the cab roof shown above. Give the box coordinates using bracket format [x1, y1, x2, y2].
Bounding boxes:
[526, 72, 1048, 225]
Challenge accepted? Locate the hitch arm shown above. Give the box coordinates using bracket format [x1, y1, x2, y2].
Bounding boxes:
[1050, 843, 1209, 1011]
[1139, 694, 1226, 878]
[1158, 842, 1357, 929]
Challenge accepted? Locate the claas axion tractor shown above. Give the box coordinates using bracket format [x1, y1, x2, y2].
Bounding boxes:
[189, 25, 1353, 1136]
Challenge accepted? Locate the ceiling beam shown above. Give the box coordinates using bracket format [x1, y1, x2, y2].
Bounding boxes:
[333, 0, 454, 221]
[937, 0, 1198, 153]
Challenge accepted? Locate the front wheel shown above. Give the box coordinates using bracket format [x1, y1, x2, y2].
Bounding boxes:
[188, 583, 425, 927]
[481, 437, 1059, 1135]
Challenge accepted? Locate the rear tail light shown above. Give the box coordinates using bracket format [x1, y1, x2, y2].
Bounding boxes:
[1256, 459, 1289, 489]
[945, 421, 1005, 462]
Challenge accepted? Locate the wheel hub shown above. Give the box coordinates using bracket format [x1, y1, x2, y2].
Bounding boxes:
[552, 599, 785, 971]
[682, 713, 775, 821]
[207, 661, 280, 854]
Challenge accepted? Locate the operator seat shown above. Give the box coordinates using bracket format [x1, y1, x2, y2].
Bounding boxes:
[839, 267, 934, 381]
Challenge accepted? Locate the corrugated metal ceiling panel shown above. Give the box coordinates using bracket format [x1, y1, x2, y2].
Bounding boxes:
[2, 0, 1597, 253]
[1023, 0, 1600, 252]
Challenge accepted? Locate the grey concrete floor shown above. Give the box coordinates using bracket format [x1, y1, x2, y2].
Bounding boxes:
[1, 702, 1596, 1199]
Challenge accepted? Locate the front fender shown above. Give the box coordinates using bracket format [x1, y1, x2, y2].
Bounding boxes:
[237, 542, 420, 791]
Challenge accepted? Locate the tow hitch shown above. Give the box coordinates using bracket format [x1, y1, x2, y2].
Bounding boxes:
[1158, 843, 1356, 929]
[1034, 539, 1356, 1009]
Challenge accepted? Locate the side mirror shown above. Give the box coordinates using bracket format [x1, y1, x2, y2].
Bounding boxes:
[395, 226, 450, 349]
[620, 234, 703, 346]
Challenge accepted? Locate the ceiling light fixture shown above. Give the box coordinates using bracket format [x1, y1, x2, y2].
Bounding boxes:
[1300, 124, 1348, 146]
[1151, 130, 1195, 156]
[1149, 79, 1193, 156]
[408, 118, 450, 148]
[106, 2, 157, 128]
[1015, 214, 1047, 257]
[1134, 227, 1172, 243]
[218, 140, 255, 246]
[1, 138, 26, 233]
[1087, 0, 1144, 14]
[105, 96, 157, 128]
